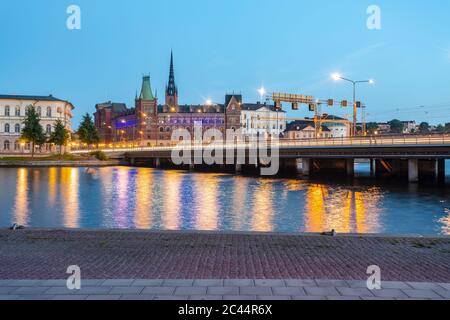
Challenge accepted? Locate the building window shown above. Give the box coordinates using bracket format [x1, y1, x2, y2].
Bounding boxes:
[159, 127, 164, 132]
[15, 107, 20, 116]
[166, 127, 171, 132]
[46, 107, 52, 117]
[37, 107, 42, 116]
[5, 105, 10, 116]
[14, 141, 20, 151]
[5, 123, 10, 133]
[15, 124, 20, 133]
[46, 124, 52, 134]
[3, 140, 10, 150]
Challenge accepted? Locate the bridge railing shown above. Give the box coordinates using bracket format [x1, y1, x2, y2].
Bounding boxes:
[71, 134, 450, 154]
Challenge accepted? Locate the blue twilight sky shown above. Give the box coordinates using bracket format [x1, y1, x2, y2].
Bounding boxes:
[0, 0, 449, 126]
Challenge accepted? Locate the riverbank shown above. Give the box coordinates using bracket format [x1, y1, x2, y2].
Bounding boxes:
[0, 159, 121, 167]
[0, 229, 449, 282]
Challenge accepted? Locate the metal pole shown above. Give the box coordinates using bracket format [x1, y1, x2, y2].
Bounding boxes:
[353, 82, 357, 137]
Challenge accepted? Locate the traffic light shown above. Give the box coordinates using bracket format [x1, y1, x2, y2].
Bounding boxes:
[341, 100, 348, 107]
[292, 102, 298, 110]
[327, 99, 334, 106]
[308, 104, 315, 112]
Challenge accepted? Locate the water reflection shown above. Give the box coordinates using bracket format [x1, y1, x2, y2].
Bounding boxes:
[1, 166, 449, 235]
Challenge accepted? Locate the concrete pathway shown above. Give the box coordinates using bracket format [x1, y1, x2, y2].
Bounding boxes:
[1, 279, 449, 300]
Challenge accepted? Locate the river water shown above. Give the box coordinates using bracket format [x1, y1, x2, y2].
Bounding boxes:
[0, 163, 449, 235]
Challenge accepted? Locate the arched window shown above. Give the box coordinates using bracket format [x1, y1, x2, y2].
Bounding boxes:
[46, 107, 52, 117]
[166, 127, 171, 132]
[46, 124, 52, 134]
[3, 140, 10, 150]
[37, 107, 42, 116]
[4, 105, 10, 116]
[15, 124, 20, 133]
[4, 123, 10, 133]
[14, 140, 19, 151]
[159, 127, 164, 132]
[15, 107, 20, 116]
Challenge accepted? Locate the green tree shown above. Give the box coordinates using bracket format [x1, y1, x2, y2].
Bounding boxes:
[435, 124, 445, 133]
[366, 122, 379, 135]
[77, 113, 99, 146]
[388, 119, 404, 134]
[21, 107, 45, 159]
[49, 120, 70, 155]
[418, 122, 430, 134]
[445, 123, 450, 133]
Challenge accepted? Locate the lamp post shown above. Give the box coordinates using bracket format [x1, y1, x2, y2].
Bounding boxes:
[332, 73, 374, 136]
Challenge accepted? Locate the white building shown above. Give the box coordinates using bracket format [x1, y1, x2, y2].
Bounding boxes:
[285, 122, 332, 140]
[0, 95, 74, 154]
[240, 102, 287, 139]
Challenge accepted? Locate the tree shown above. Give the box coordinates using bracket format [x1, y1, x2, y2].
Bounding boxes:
[366, 122, 379, 135]
[21, 107, 45, 159]
[435, 124, 445, 133]
[49, 120, 70, 155]
[445, 123, 450, 133]
[388, 119, 404, 134]
[418, 122, 430, 134]
[77, 113, 99, 146]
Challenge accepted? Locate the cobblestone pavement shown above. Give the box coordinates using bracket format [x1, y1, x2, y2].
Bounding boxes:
[0, 279, 449, 300]
[0, 229, 449, 281]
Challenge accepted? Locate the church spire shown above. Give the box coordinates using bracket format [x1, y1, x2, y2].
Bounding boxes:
[165, 51, 178, 106]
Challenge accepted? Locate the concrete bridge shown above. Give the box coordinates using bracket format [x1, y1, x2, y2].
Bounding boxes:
[72, 135, 450, 182]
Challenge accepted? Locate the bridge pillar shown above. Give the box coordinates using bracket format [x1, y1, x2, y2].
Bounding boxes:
[346, 159, 354, 176]
[235, 163, 242, 174]
[189, 163, 195, 171]
[438, 159, 446, 183]
[370, 159, 376, 176]
[155, 158, 161, 169]
[302, 159, 311, 176]
[408, 159, 419, 183]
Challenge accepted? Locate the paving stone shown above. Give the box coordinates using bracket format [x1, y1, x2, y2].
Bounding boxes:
[163, 280, 194, 287]
[86, 295, 121, 300]
[101, 279, 134, 286]
[346, 280, 368, 288]
[327, 296, 362, 300]
[142, 286, 175, 295]
[315, 279, 348, 287]
[406, 282, 444, 290]
[272, 287, 306, 296]
[52, 295, 88, 300]
[175, 287, 207, 295]
[189, 295, 223, 300]
[193, 279, 224, 287]
[0, 287, 17, 294]
[432, 289, 450, 299]
[12, 287, 50, 294]
[438, 283, 450, 290]
[380, 281, 412, 290]
[372, 289, 408, 298]
[81, 280, 105, 286]
[255, 279, 285, 287]
[153, 295, 189, 300]
[292, 296, 326, 300]
[336, 287, 375, 297]
[0, 295, 19, 300]
[223, 295, 257, 300]
[120, 295, 155, 300]
[285, 279, 316, 287]
[7, 280, 41, 287]
[240, 286, 272, 295]
[304, 286, 340, 296]
[207, 287, 239, 295]
[0, 280, 12, 286]
[46, 286, 112, 295]
[110, 286, 144, 295]
[258, 295, 291, 300]
[132, 279, 164, 286]
[402, 289, 442, 299]
[224, 279, 254, 286]
[362, 296, 395, 300]
[17, 295, 55, 300]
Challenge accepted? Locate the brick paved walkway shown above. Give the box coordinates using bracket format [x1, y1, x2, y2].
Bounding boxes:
[0, 229, 449, 282]
[0, 279, 449, 300]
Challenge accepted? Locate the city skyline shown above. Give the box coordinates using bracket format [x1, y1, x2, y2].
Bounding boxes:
[0, 0, 449, 126]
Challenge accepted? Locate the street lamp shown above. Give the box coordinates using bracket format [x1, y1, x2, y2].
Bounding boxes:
[258, 87, 266, 101]
[331, 73, 374, 136]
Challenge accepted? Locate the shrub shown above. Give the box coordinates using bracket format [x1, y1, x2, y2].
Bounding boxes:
[89, 151, 108, 161]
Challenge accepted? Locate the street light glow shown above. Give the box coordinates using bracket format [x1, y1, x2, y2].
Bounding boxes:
[205, 99, 213, 106]
[369, 79, 375, 84]
[331, 73, 342, 81]
[258, 87, 266, 98]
